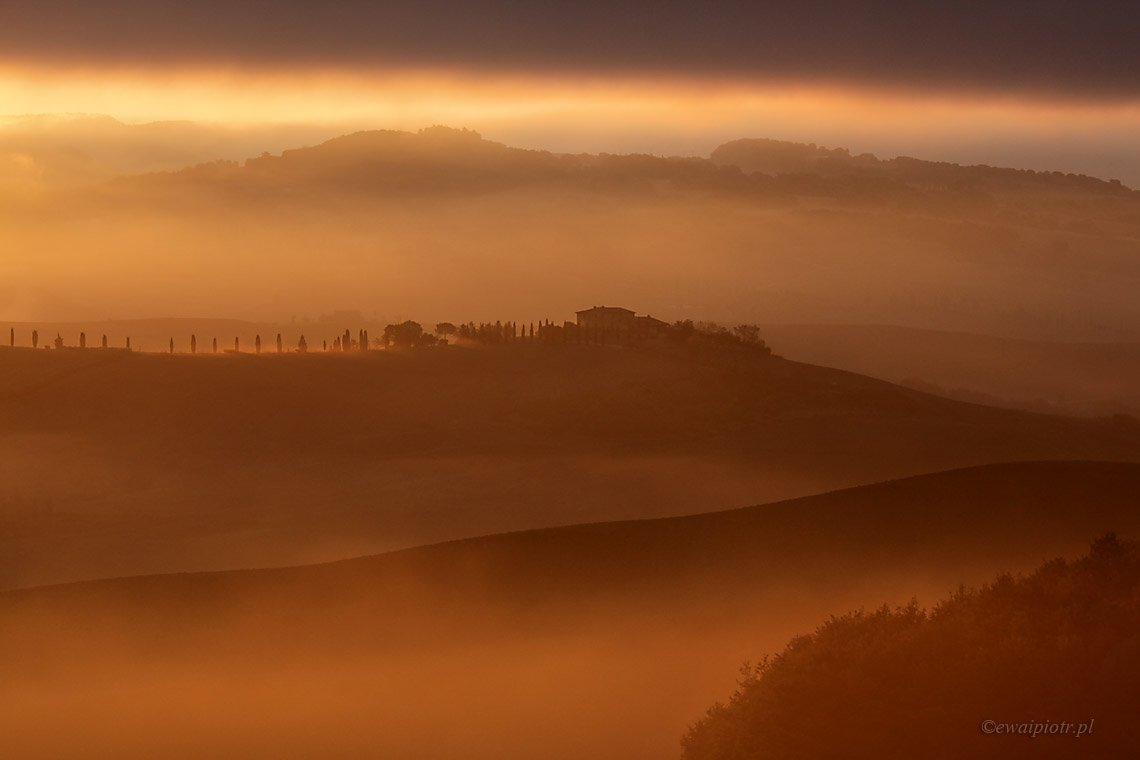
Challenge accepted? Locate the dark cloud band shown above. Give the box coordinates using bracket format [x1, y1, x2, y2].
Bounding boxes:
[2, 0, 1138, 97]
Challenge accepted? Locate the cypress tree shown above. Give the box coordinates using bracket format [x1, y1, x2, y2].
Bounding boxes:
[102, 334, 108, 349]
[79, 332, 86, 349]
[169, 338, 174, 354]
[255, 335, 262, 354]
[343, 329, 351, 352]
[234, 337, 240, 352]
[126, 336, 131, 350]
[276, 333, 283, 353]
[32, 330, 38, 349]
[190, 334, 197, 354]
[298, 335, 308, 353]
[212, 337, 218, 353]
[322, 339, 327, 351]
[9, 327, 13, 347]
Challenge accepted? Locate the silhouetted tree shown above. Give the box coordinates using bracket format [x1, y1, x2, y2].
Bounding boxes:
[255, 335, 262, 354]
[298, 335, 308, 353]
[79, 332, 86, 349]
[191, 334, 197, 354]
[53, 333, 63, 349]
[671, 319, 696, 341]
[436, 322, 457, 339]
[359, 329, 367, 352]
[276, 333, 283, 353]
[126, 336, 131, 350]
[101, 334, 108, 349]
[32, 330, 38, 349]
[322, 339, 327, 351]
[733, 324, 760, 344]
[9, 327, 13, 347]
[383, 320, 437, 348]
[234, 337, 240, 352]
[343, 329, 352, 352]
[212, 337, 218, 353]
[169, 338, 174, 354]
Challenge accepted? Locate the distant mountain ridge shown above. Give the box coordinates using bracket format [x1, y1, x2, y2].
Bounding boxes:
[711, 136, 1130, 192]
[115, 125, 743, 199]
[116, 126, 1134, 202]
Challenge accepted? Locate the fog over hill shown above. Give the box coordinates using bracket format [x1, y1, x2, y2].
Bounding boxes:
[4, 462, 1138, 759]
[114, 126, 1135, 204]
[3, 126, 1138, 339]
[3, 340, 1140, 589]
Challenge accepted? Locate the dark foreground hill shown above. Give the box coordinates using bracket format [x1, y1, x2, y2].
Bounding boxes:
[4, 341, 1140, 587]
[3, 462, 1140, 759]
[683, 534, 1140, 760]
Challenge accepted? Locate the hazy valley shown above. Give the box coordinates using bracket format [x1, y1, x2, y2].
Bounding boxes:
[4, 127, 1140, 342]
[4, 112, 1140, 758]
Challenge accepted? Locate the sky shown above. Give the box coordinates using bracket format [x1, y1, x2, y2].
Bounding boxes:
[2, 1, 1138, 96]
[1, 1, 1139, 180]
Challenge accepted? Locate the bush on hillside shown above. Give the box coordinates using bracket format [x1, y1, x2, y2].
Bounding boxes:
[682, 534, 1140, 759]
[671, 320, 772, 354]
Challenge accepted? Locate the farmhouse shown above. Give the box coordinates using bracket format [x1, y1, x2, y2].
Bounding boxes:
[576, 306, 670, 338]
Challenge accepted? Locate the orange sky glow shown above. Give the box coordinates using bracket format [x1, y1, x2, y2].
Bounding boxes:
[3, 64, 1140, 164]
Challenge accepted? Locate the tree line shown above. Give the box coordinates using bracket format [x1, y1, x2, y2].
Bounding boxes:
[4, 318, 772, 355]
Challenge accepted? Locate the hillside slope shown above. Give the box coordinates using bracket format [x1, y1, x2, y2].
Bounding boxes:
[759, 323, 1140, 416]
[4, 342, 1140, 587]
[3, 462, 1139, 759]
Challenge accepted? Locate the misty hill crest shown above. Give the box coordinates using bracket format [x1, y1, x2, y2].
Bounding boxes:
[712, 136, 1130, 194]
[113, 126, 1134, 209]
[119, 125, 740, 197]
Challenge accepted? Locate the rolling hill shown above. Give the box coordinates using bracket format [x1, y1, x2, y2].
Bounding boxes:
[4, 340, 1140, 589]
[3, 462, 1139, 759]
[758, 323, 1140, 416]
